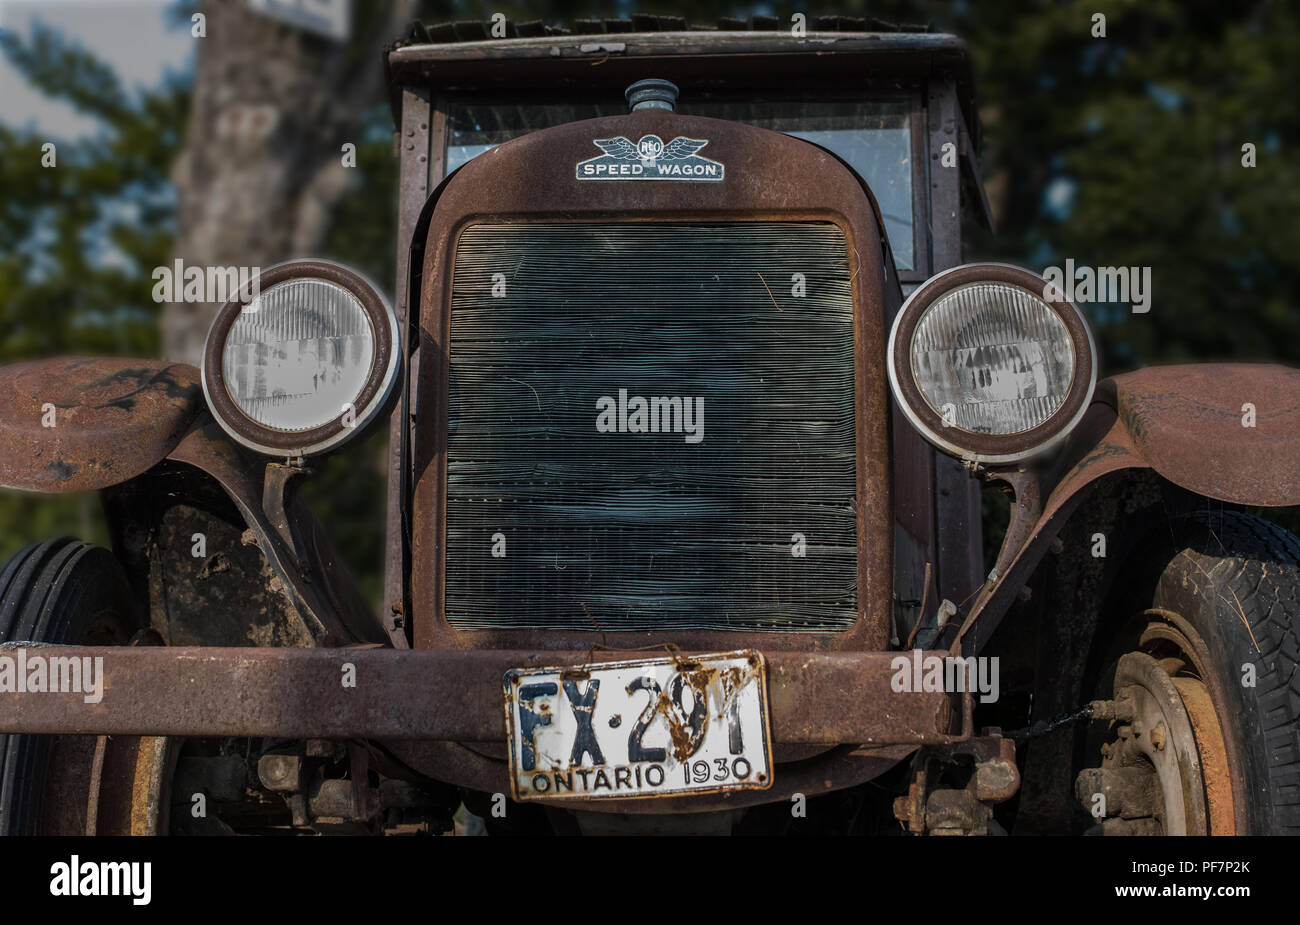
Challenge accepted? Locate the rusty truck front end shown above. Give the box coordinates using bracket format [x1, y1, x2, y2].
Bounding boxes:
[3, 22, 1299, 837]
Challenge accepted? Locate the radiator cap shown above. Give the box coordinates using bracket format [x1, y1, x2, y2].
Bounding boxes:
[626, 78, 678, 112]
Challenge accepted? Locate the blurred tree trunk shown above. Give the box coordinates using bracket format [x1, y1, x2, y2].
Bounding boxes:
[162, 0, 414, 363]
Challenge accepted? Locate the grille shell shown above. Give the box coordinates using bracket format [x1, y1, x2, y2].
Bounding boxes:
[444, 221, 859, 632]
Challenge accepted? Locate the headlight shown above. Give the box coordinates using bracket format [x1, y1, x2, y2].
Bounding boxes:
[201, 260, 400, 457]
[887, 263, 1096, 464]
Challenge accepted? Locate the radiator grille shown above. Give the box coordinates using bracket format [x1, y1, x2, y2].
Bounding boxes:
[444, 222, 857, 631]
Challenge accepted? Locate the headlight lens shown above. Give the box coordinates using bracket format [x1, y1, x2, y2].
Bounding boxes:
[222, 278, 374, 432]
[910, 282, 1075, 435]
[201, 260, 400, 457]
[887, 264, 1096, 464]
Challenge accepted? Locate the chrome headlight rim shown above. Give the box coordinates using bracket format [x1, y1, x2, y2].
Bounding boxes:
[887, 262, 1097, 465]
[200, 259, 400, 458]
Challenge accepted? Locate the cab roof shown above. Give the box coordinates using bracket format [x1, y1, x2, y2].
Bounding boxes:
[384, 17, 977, 138]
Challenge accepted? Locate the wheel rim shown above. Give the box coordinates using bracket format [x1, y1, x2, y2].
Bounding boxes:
[1080, 613, 1237, 835]
[88, 735, 178, 835]
[1170, 676, 1235, 836]
[1140, 613, 1237, 835]
[1108, 651, 1207, 835]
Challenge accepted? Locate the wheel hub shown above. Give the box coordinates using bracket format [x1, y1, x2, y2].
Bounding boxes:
[1076, 650, 1227, 835]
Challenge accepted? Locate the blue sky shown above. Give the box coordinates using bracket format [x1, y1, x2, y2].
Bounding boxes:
[0, 0, 194, 137]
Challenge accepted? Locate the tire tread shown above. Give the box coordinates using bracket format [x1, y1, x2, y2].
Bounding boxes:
[1173, 511, 1300, 833]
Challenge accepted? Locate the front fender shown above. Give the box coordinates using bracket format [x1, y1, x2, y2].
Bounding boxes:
[1108, 363, 1300, 507]
[0, 355, 389, 647]
[957, 362, 1300, 653]
[0, 356, 203, 492]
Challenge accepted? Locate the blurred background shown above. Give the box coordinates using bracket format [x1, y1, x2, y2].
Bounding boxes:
[1, 0, 1297, 606]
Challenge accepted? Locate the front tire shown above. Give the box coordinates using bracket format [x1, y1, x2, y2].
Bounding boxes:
[0, 537, 139, 835]
[1079, 511, 1300, 835]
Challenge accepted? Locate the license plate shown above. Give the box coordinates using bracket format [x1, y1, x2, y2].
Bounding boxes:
[503, 650, 772, 801]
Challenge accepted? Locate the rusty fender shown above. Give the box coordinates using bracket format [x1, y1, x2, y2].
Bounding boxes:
[0, 357, 203, 493]
[0, 355, 382, 646]
[955, 363, 1300, 655]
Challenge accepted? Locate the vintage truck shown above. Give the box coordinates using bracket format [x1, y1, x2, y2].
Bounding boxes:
[1, 18, 1297, 836]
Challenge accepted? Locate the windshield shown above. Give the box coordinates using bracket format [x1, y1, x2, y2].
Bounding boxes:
[445, 97, 917, 270]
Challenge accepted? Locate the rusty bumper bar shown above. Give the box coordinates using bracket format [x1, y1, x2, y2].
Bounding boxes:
[0, 646, 963, 745]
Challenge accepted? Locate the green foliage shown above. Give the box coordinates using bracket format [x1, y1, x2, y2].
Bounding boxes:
[298, 429, 391, 607]
[0, 23, 186, 566]
[0, 25, 185, 362]
[0, 494, 109, 569]
[944, 0, 1300, 370]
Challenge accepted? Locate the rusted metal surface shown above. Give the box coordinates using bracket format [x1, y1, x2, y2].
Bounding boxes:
[983, 468, 1042, 585]
[0, 357, 202, 493]
[905, 102, 932, 281]
[893, 732, 1018, 835]
[952, 364, 1300, 655]
[104, 470, 315, 648]
[1112, 363, 1300, 507]
[881, 262, 937, 646]
[386, 31, 976, 129]
[925, 78, 984, 610]
[767, 651, 958, 744]
[382, 87, 438, 650]
[85, 734, 172, 836]
[411, 105, 893, 655]
[262, 463, 310, 556]
[1172, 677, 1235, 836]
[166, 419, 386, 646]
[1137, 614, 1244, 836]
[949, 401, 1141, 656]
[891, 379, 938, 645]
[934, 457, 983, 615]
[0, 646, 960, 745]
[1083, 652, 1210, 836]
[926, 78, 961, 274]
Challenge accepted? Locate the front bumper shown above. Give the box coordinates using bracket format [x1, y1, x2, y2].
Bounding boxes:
[0, 644, 969, 812]
[0, 646, 965, 744]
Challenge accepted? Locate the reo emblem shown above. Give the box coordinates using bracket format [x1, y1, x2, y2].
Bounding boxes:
[576, 134, 724, 182]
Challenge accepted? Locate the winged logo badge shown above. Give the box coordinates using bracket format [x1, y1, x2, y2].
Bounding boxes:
[576, 134, 724, 182]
